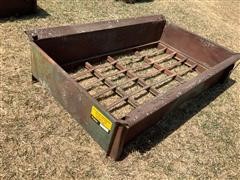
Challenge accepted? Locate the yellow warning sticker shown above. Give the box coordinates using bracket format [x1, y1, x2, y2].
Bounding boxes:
[91, 106, 112, 132]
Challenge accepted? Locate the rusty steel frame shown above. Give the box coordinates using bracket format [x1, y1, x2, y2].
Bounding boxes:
[0, 0, 37, 17]
[26, 15, 240, 160]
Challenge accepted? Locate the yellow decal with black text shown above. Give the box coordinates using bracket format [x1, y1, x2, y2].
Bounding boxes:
[91, 106, 112, 133]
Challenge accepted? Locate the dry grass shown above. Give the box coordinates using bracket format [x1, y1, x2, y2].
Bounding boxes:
[1, 0, 240, 179]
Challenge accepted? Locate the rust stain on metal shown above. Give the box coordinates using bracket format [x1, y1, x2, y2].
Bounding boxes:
[26, 15, 240, 160]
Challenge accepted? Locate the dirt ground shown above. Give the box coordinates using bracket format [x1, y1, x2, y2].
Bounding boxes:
[0, 0, 240, 179]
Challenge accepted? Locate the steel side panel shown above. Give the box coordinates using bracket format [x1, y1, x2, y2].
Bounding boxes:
[125, 69, 223, 142]
[161, 23, 234, 67]
[27, 15, 165, 40]
[31, 16, 166, 66]
[30, 42, 117, 152]
[125, 54, 240, 142]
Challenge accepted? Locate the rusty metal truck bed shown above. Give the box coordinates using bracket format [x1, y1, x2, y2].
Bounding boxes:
[26, 15, 240, 160]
